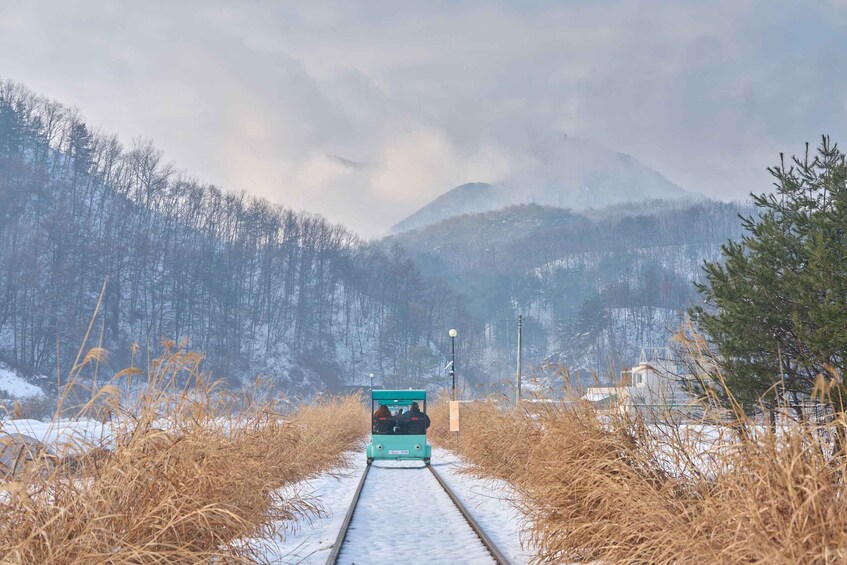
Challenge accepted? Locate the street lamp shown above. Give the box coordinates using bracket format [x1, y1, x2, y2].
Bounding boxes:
[369, 372, 374, 392]
[448, 328, 458, 400]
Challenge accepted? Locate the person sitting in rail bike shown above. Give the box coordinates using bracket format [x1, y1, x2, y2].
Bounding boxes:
[395, 401, 430, 435]
[372, 404, 394, 434]
[366, 390, 432, 464]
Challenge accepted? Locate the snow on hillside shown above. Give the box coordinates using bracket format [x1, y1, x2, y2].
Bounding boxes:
[0, 363, 46, 399]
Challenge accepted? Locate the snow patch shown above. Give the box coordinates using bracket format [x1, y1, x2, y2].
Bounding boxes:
[1, 418, 111, 457]
[0, 363, 46, 399]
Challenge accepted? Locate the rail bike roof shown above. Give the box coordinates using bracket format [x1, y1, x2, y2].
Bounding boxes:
[371, 389, 426, 404]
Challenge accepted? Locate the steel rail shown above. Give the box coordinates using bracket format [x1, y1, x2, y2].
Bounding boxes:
[328, 462, 512, 565]
[325, 463, 370, 565]
[427, 464, 513, 565]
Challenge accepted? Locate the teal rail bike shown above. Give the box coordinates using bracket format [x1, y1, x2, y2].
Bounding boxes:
[366, 389, 432, 465]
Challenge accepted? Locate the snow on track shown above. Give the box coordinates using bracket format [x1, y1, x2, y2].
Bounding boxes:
[431, 448, 536, 563]
[338, 460, 496, 564]
[256, 450, 532, 564]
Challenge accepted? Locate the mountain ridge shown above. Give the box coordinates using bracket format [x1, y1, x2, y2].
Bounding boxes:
[392, 135, 699, 233]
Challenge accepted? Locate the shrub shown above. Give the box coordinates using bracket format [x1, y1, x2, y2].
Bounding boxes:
[0, 343, 369, 563]
[430, 385, 847, 563]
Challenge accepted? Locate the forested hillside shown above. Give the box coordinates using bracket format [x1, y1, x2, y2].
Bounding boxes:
[0, 81, 477, 394]
[386, 200, 751, 383]
[0, 80, 752, 396]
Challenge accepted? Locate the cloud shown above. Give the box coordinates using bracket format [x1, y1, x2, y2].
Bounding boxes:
[1, 0, 846, 236]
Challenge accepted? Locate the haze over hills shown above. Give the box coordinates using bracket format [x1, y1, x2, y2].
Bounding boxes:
[0, 79, 748, 400]
[0, 80, 475, 397]
[392, 134, 700, 233]
[385, 199, 750, 384]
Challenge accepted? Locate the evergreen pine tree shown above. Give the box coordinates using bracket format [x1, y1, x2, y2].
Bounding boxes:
[692, 136, 847, 413]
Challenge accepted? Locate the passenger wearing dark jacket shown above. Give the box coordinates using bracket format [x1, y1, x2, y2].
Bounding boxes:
[372, 404, 394, 434]
[396, 401, 430, 434]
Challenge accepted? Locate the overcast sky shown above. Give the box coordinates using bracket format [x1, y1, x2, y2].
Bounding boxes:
[2, 1, 846, 236]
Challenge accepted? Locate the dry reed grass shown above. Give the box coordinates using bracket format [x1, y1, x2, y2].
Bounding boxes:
[430, 347, 847, 563]
[0, 341, 369, 564]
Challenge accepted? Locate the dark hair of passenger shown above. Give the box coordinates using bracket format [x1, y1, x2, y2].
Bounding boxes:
[410, 402, 421, 412]
[373, 405, 391, 418]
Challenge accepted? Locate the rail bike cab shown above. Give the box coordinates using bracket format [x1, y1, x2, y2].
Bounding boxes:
[366, 389, 432, 465]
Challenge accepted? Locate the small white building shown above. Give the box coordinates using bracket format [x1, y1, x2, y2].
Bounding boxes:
[583, 348, 697, 414]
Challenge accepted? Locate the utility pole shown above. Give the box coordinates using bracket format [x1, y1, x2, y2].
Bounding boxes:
[516, 314, 522, 405]
[449, 328, 458, 400]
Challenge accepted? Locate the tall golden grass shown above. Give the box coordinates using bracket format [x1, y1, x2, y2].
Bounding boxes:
[0, 341, 369, 563]
[431, 340, 847, 563]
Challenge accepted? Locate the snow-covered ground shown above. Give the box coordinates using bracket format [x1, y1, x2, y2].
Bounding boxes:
[338, 459, 494, 564]
[0, 363, 45, 399]
[0, 418, 111, 456]
[430, 448, 536, 564]
[250, 457, 364, 563]
[258, 448, 534, 564]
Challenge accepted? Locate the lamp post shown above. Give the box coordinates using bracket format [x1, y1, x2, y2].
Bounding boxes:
[369, 372, 374, 392]
[448, 328, 458, 400]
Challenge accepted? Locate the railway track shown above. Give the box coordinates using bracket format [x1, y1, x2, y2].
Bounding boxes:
[326, 461, 512, 565]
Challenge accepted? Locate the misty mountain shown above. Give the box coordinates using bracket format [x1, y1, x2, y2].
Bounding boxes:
[392, 134, 698, 233]
[0, 79, 748, 399]
[385, 199, 750, 383]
